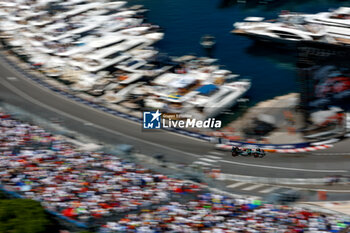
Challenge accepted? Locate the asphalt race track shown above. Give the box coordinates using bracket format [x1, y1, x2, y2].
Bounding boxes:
[0, 58, 350, 179]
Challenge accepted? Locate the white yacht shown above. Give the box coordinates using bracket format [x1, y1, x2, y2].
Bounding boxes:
[115, 49, 171, 76]
[279, 8, 350, 40]
[233, 8, 350, 47]
[185, 80, 251, 120]
[295, 7, 350, 28]
[118, 26, 164, 42]
[233, 16, 332, 46]
[100, 18, 144, 33]
[69, 37, 154, 72]
[145, 70, 250, 119]
[115, 58, 148, 73]
[52, 2, 103, 21]
[69, 50, 130, 73]
[56, 33, 126, 57]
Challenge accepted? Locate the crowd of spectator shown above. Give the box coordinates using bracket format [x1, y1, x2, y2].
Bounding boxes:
[101, 193, 349, 232]
[0, 112, 200, 223]
[0, 112, 349, 233]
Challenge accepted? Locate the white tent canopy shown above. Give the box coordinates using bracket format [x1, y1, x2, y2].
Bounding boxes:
[168, 74, 196, 88]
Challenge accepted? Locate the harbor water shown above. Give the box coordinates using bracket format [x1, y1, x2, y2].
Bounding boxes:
[126, 0, 350, 123]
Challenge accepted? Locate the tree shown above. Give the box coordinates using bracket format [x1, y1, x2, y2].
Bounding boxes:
[0, 199, 52, 233]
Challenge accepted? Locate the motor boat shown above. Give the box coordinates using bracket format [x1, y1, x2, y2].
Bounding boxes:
[280, 8, 350, 40]
[145, 68, 250, 119]
[290, 7, 350, 29]
[0, 0, 250, 121]
[185, 80, 251, 120]
[200, 34, 216, 49]
[233, 16, 332, 46]
[233, 9, 350, 47]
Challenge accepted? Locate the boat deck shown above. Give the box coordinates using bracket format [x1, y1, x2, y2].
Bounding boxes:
[231, 29, 246, 34]
[334, 37, 350, 45]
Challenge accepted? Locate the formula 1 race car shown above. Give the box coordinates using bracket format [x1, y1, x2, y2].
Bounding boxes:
[231, 146, 266, 158]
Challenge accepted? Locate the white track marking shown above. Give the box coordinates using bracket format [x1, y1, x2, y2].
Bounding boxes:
[226, 182, 247, 188]
[312, 153, 350, 156]
[219, 159, 348, 173]
[205, 155, 221, 160]
[200, 158, 217, 163]
[193, 161, 212, 166]
[311, 139, 340, 146]
[259, 186, 279, 193]
[242, 184, 265, 191]
[6, 77, 17, 81]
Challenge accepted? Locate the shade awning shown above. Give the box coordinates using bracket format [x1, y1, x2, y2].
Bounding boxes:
[196, 84, 217, 95]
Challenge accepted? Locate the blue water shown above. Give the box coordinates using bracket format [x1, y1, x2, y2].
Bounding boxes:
[126, 0, 349, 103]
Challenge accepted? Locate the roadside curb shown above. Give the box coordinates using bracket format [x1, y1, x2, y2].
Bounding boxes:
[215, 143, 333, 153]
[274, 144, 333, 153]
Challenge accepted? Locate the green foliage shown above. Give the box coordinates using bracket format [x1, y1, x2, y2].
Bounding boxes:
[0, 199, 51, 233]
[0, 191, 8, 200]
